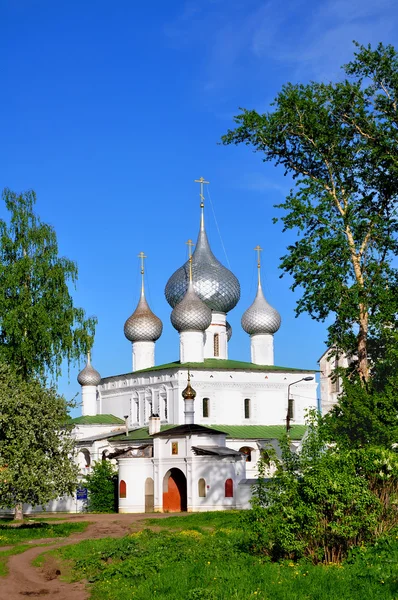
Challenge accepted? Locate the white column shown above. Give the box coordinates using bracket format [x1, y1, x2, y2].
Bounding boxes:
[133, 341, 155, 371]
[81, 385, 97, 416]
[184, 398, 195, 424]
[148, 415, 161, 435]
[180, 331, 205, 363]
[251, 334, 274, 366]
[204, 312, 228, 359]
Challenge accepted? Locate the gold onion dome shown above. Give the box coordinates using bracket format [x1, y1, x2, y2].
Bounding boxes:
[124, 253, 163, 342]
[182, 373, 196, 400]
[77, 353, 101, 386]
[165, 204, 240, 313]
[241, 282, 281, 336]
[171, 280, 212, 332]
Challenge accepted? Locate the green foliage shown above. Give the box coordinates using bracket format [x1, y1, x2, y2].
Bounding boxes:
[222, 42, 398, 382]
[0, 363, 79, 514]
[84, 461, 117, 513]
[0, 188, 96, 382]
[247, 414, 398, 564]
[52, 519, 398, 599]
[324, 373, 398, 448]
[0, 520, 88, 546]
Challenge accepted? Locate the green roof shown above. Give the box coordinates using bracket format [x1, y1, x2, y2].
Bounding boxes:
[69, 414, 125, 425]
[101, 359, 316, 381]
[108, 425, 176, 441]
[108, 423, 306, 442]
[213, 424, 307, 441]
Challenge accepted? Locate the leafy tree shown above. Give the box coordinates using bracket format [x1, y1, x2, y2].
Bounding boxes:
[222, 42, 398, 384]
[0, 363, 79, 519]
[0, 188, 97, 382]
[323, 372, 398, 448]
[84, 460, 117, 513]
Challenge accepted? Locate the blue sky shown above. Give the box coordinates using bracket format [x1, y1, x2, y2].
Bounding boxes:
[2, 0, 398, 415]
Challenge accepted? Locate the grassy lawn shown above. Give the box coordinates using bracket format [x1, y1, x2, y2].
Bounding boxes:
[0, 521, 89, 577]
[47, 512, 398, 600]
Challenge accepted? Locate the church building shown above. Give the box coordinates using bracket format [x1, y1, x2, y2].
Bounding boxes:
[70, 178, 317, 513]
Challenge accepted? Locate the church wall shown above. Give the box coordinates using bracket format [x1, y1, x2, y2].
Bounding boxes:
[101, 392, 131, 423]
[98, 369, 317, 427]
[118, 458, 153, 513]
[190, 457, 246, 511]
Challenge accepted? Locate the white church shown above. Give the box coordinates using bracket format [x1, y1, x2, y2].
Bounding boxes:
[68, 178, 319, 514]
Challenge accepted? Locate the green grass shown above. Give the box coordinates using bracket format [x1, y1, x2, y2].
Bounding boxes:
[145, 510, 243, 530]
[50, 513, 398, 600]
[0, 545, 34, 577]
[0, 520, 89, 546]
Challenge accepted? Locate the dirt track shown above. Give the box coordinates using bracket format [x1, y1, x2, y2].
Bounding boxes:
[0, 513, 175, 600]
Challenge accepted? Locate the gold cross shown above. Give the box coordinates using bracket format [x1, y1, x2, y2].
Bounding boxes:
[254, 245, 263, 269]
[138, 251, 147, 275]
[194, 177, 209, 208]
[185, 239, 195, 260]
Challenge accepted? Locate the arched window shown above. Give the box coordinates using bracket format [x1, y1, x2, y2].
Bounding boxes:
[203, 398, 210, 418]
[225, 478, 233, 498]
[214, 334, 220, 357]
[119, 480, 127, 499]
[198, 478, 206, 497]
[244, 398, 250, 419]
[239, 446, 253, 462]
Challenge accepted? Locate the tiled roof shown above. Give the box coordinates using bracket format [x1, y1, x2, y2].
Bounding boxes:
[69, 414, 125, 425]
[213, 424, 307, 440]
[101, 359, 316, 381]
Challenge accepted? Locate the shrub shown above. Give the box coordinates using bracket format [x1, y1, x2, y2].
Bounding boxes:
[246, 412, 398, 563]
[84, 460, 117, 513]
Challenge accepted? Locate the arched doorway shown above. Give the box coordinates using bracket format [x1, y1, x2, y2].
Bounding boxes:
[163, 468, 187, 512]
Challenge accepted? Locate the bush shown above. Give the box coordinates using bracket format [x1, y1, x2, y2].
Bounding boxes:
[84, 460, 117, 513]
[246, 412, 398, 563]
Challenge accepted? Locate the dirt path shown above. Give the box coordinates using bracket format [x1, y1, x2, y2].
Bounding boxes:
[0, 513, 175, 600]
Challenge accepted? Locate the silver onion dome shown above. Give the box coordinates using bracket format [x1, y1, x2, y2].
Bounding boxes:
[171, 281, 212, 332]
[165, 213, 240, 313]
[124, 292, 163, 342]
[241, 283, 281, 336]
[77, 354, 101, 386]
[226, 321, 232, 341]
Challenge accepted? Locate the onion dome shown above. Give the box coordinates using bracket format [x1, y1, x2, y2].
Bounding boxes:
[77, 353, 101, 386]
[165, 204, 240, 313]
[171, 280, 212, 332]
[242, 282, 281, 336]
[124, 293, 163, 342]
[124, 254, 163, 342]
[226, 321, 232, 341]
[242, 246, 281, 336]
[182, 372, 196, 400]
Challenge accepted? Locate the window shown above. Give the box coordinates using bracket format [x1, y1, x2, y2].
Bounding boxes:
[225, 478, 233, 498]
[135, 401, 139, 423]
[288, 397, 294, 420]
[198, 478, 206, 498]
[239, 446, 252, 462]
[203, 398, 210, 418]
[244, 398, 250, 419]
[119, 480, 127, 499]
[171, 442, 178, 455]
[330, 374, 340, 394]
[214, 334, 220, 357]
[163, 395, 168, 420]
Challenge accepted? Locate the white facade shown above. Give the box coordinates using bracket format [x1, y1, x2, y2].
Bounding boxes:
[118, 429, 246, 513]
[98, 366, 317, 429]
[319, 348, 349, 414]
